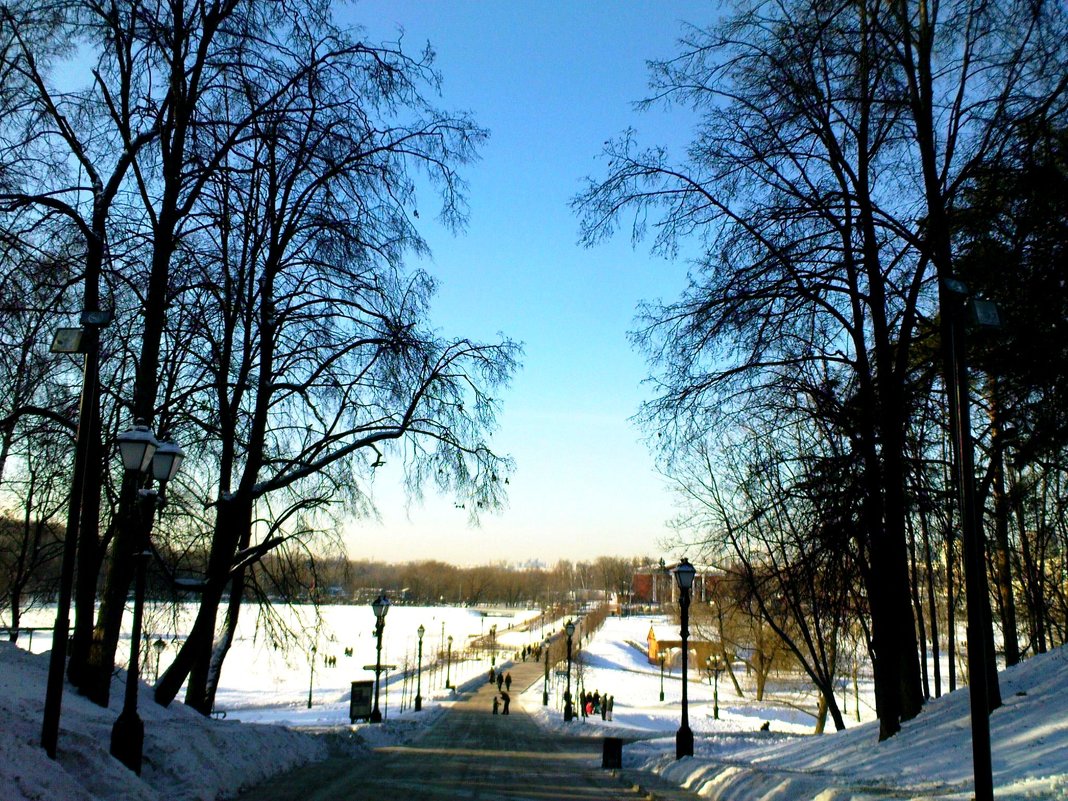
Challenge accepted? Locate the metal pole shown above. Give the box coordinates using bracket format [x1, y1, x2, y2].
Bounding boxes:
[371, 618, 384, 723]
[415, 633, 424, 711]
[714, 667, 720, 720]
[676, 588, 694, 758]
[307, 644, 315, 709]
[564, 630, 574, 721]
[445, 636, 453, 689]
[109, 487, 155, 775]
[542, 643, 549, 706]
[943, 279, 994, 801]
[660, 655, 665, 702]
[42, 335, 99, 758]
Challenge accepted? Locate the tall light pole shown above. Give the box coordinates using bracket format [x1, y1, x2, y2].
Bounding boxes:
[673, 558, 696, 759]
[659, 653, 666, 702]
[943, 278, 997, 801]
[307, 643, 316, 709]
[542, 641, 550, 706]
[370, 594, 390, 723]
[152, 638, 166, 684]
[563, 619, 576, 722]
[707, 654, 724, 720]
[41, 311, 111, 760]
[415, 624, 425, 711]
[110, 424, 184, 775]
[445, 635, 453, 689]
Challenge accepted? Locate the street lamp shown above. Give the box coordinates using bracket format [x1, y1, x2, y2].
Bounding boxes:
[445, 635, 453, 689]
[563, 619, 576, 722]
[110, 423, 184, 775]
[490, 624, 497, 667]
[659, 653, 666, 702]
[370, 594, 390, 723]
[152, 638, 166, 683]
[542, 641, 550, 706]
[307, 643, 317, 709]
[707, 653, 725, 720]
[415, 624, 425, 711]
[42, 310, 112, 761]
[673, 558, 697, 759]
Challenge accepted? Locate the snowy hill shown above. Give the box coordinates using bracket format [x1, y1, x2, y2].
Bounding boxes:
[0, 644, 324, 801]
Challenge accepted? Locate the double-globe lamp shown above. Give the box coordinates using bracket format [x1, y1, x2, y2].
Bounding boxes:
[110, 421, 184, 775]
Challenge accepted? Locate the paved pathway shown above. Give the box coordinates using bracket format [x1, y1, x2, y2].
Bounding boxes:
[239, 659, 701, 801]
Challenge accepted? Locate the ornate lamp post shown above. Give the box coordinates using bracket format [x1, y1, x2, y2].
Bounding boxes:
[563, 619, 576, 722]
[307, 643, 317, 709]
[152, 638, 166, 684]
[445, 635, 453, 689]
[708, 653, 725, 720]
[370, 594, 390, 723]
[110, 423, 184, 775]
[490, 624, 497, 667]
[415, 624, 425, 711]
[542, 640, 550, 706]
[673, 558, 696, 759]
[659, 653, 666, 702]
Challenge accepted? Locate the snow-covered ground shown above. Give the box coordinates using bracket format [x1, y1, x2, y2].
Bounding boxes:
[2, 610, 1066, 800]
[524, 615, 1068, 800]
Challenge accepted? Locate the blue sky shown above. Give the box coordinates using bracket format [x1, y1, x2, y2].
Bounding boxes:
[344, 1, 711, 565]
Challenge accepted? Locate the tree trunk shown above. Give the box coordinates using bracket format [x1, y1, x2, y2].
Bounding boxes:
[203, 565, 248, 712]
[919, 499, 942, 697]
[990, 392, 1019, 666]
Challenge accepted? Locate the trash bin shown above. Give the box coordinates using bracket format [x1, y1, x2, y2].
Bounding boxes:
[602, 737, 623, 769]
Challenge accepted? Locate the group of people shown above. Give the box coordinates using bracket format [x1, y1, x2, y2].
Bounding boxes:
[489, 668, 513, 714]
[580, 689, 613, 721]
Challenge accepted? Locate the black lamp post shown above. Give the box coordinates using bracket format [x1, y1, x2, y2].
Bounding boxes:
[563, 619, 576, 722]
[445, 635, 453, 689]
[490, 624, 497, 667]
[370, 594, 390, 723]
[307, 643, 316, 709]
[708, 653, 725, 720]
[42, 309, 111, 761]
[673, 558, 696, 759]
[942, 278, 997, 801]
[152, 638, 166, 684]
[110, 423, 184, 775]
[415, 624, 425, 711]
[542, 641, 550, 706]
[659, 653, 666, 702]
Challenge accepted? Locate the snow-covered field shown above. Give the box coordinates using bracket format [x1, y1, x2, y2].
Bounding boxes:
[2, 610, 1066, 800]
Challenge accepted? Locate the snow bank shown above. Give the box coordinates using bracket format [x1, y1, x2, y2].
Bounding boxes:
[0, 643, 325, 801]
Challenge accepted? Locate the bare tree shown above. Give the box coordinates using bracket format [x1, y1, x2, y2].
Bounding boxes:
[574, 0, 1067, 739]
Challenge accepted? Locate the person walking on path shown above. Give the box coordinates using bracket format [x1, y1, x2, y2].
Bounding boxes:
[496, 672, 504, 691]
[504, 672, 512, 691]
[501, 690, 510, 715]
[489, 667, 495, 685]
[492, 696, 500, 715]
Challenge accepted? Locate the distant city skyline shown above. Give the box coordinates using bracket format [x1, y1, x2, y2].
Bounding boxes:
[345, 1, 710, 566]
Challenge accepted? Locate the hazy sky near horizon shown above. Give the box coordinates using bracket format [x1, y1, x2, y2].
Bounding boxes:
[343, 1, 712, 566]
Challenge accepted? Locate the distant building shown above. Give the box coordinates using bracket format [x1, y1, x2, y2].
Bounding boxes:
[631, 561, 721, 605]
[647, 623, 718, 667]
